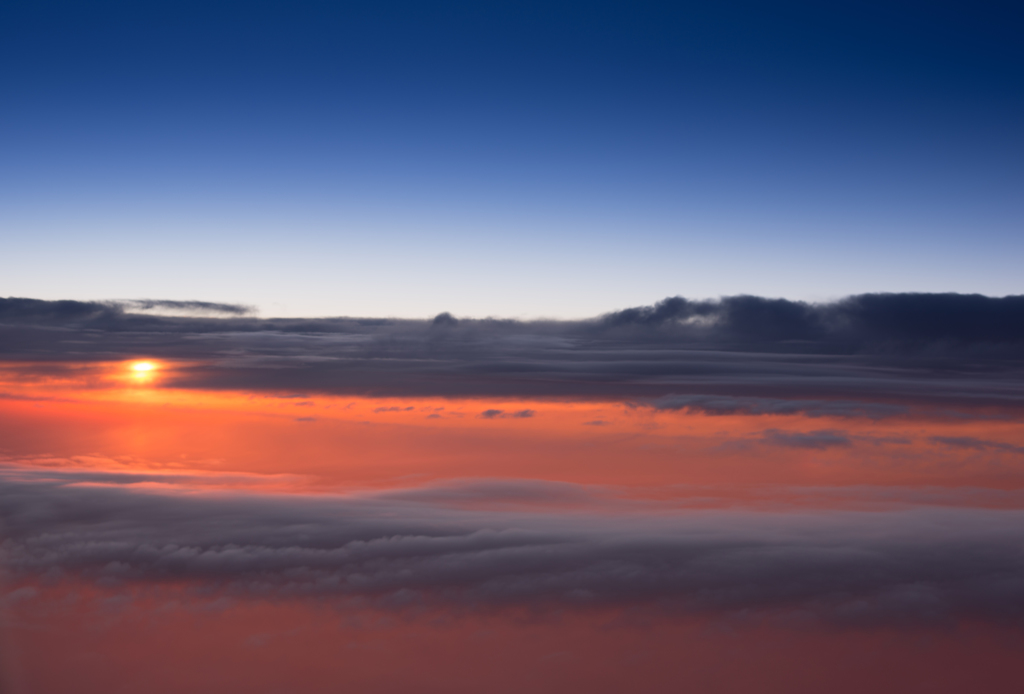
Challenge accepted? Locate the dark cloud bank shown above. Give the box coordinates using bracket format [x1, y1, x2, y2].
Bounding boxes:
[1, 293, 1023, 413]
[3, 468, 1024, 626]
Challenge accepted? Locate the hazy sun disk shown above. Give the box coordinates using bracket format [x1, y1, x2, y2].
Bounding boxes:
[131, 361, 157, 374]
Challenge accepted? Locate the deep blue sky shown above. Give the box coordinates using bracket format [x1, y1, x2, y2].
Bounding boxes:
[2, 1, 1021, 317]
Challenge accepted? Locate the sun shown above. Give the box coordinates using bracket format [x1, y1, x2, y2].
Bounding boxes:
[129, 361, 159, 379]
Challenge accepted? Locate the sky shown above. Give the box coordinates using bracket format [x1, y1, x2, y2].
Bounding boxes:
[2, 3, 1024, 694]
[2, 0, 1022, 317]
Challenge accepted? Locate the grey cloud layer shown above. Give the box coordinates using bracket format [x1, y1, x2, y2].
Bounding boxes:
[3, 468, 1024, 626]
[1, 294, 1023, 411]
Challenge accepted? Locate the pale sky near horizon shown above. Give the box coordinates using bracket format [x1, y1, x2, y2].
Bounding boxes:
[2, 1, 1021, 318]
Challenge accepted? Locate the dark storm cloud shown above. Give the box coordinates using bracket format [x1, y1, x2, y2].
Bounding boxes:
[600, 294, 1024, 346]
[1, 293, 1022, 413]
[3, 467, 1024, 626]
